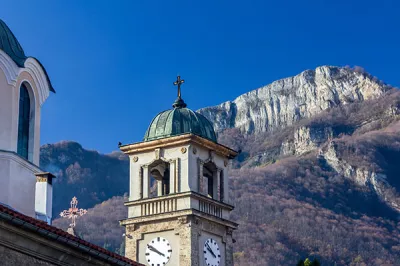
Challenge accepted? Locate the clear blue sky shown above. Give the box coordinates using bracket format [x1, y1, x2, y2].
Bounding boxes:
[2, 0, 399, 153]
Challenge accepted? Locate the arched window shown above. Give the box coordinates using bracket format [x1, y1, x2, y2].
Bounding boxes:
[203, 162, 218, 199]
[148, 160, 170, 198]
[17, 84, 31, 159]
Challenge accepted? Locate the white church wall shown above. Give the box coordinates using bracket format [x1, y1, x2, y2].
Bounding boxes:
[0, 68, 14, 151]
[15, 71, 42, 165]
[0, 151, 40, 217]
[0, 157, 11, 205]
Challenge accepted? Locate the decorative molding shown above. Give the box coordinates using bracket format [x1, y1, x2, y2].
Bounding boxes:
[154, 148, 160, 160]
[143, 156, 169, 168]
[0, 51, 52, 107]
[22, 58, 51, 107]
[192, 146, 197, 154]
[180, 147, 187, 154]
[36, 177, 48, 182]
[132, 156, 138, 162]
[0, 50, 19, 86]
[208, 150, 215, 162]
[120, 134, 238, 159]
[0, 150, 41, 173]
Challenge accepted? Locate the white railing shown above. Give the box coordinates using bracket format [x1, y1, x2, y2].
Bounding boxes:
[141, 198, 177, 216]
[199, 199, 222, 218]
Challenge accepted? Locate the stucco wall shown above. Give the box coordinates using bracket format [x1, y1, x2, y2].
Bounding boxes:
[0, 152, 39, 217]
[0, 68, 13, 151]
[0, 49, 51, 219]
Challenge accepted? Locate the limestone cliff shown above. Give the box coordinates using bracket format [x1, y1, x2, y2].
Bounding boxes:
[199, 66, 390, 134]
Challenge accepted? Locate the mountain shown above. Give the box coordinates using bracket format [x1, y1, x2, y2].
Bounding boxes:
[44, 66, 400, 265]
[198, 66, 391, 135]
[40, 141, 129, 216]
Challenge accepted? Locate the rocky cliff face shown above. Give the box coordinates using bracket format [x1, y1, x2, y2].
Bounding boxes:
[45, 66, 400, 265]
[199, 66, 390, 134]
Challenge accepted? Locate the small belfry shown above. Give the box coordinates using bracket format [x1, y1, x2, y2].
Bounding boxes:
[120, 76, 238, 266]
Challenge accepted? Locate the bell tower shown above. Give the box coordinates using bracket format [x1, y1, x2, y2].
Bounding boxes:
[120, 77, 238, 266]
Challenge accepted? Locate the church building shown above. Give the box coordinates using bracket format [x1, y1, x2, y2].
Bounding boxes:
[120, 77, 238, 266]
[0, 17, 238, 266]
[0, 19, 142, 266]
[0, 18, 55, 223]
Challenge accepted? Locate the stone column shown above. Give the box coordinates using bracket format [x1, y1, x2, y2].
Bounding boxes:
[178, 216, 200, 266]
[157, 180, 163, 196]
[169, 160, 176, 194]
[138, 167, 143, 199]
[198, 160, 204, 195]
[142, 166, 149, 198]
[216, 169, 221, 201]
[226, 228, 235, 266]
[220, 170, 224, 202]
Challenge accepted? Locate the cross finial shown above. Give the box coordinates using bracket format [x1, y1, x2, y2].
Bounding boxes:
[173, 75, 185, 98]
[172, 75, 187, 108]
[60, 196, 87, 230]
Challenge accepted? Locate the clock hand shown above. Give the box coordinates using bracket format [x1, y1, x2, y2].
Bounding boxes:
[206, 243, 216, 258]
[147, 244, 165, 257]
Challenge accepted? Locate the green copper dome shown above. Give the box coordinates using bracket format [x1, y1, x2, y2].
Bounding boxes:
[0, 19, 55, 92]
[0, 19, 27, 67]
[144, 100, 217, 142]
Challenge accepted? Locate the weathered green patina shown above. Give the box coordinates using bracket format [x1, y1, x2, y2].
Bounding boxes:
[0, 19, 26, 67]
[144, 99, 217, 142]
[0, 19, 55, 92]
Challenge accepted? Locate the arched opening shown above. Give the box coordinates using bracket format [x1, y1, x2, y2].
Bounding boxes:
[17, 83, 34, 161]
[203, 161, 218, 199]
[148, 160, 170, 198]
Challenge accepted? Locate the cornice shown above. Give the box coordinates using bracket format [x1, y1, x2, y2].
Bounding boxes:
[120, 208, 238, 229]
[120, 133, 238, 159]
[0, 149, 42, 173]
[124, 191, 234, 210]
[21, 58, 51, 106]
[0, 49, 19, 86]
[0, 50, 52, 106]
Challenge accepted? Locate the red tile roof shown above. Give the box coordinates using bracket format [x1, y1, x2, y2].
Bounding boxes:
[0, 204, 142, 266]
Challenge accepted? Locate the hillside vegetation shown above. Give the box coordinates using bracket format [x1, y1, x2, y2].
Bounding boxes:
[46, 67, 400, 265]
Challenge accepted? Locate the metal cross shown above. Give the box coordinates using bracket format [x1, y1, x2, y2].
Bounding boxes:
[60, 196, 87, 228]
[173, 75, 185, 98]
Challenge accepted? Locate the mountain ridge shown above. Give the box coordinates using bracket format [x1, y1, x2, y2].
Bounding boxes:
[198, 65, 392, 135]
[44, 66, 400, 265]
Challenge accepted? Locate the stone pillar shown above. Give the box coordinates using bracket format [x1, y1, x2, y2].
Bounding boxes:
[124, 224, 139, 261]
[142, 166, 149, 198]
[216, 169, 221, 201]
[169, 160, 176, 194]
[178, 216, 200, 266]
[157, 180, 163, 196]
[226, 228, 235, 266]
[198, 160, 204, 195]
[220, 170, 224, 202]
[138, 167, 143, 199]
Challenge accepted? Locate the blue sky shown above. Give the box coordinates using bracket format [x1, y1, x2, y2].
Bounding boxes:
[2, 0, 399, 153]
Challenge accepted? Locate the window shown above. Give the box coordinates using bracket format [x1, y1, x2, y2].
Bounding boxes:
[149, 160, 170, 198]
[17, 84, 31, 160]
[203, 162, 217, 199]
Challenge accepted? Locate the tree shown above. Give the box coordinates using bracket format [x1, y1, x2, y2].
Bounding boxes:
[297, 258, 321, 266]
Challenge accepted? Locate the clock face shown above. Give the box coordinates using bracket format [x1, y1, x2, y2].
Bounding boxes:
[145, 237, 172, 266]
[203, 238, 221, 266]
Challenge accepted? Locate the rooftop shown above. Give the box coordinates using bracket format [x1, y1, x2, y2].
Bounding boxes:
[0, 203, 142, 266]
